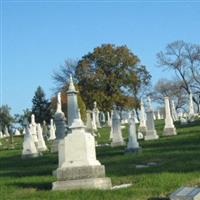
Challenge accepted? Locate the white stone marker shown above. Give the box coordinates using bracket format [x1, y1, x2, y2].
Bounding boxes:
[126, 111, 140, 152]
[163, 97, 177, 136]
[111, 105, 125, 147]
[93, 101, 101, 128]
[171, 100, 178, 121]
[14, 129, 21, 136]
[144, 97, 159, 140]
[107, 112, 111, 127]
[169, 187, 200, 200]
[22, 126, 39, 158]
[4, 126, 10, 137]
[157, 110, 161, 120]
[52, 76, 112, 190]
[48, 119, 56, 140]
[189, 91, 195, 116]
[138, 100, 147, 135]
[52, 92, 67, 153]
[37, 124, 48, 152]
[30, 114, 38, 144]
[0, 131, 3, 139]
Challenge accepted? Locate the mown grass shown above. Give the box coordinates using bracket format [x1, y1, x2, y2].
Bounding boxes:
[0, 119, 200, 200]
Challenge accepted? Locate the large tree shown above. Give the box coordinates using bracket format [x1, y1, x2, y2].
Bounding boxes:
[75, 44, 151, 111]
[32, 86, 52, 124]
[157, 40, 200, 111]
[0, 105, 14, 131]
[150, 78, 187, 112]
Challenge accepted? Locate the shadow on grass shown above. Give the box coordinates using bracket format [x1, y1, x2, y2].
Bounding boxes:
[9, 181, 52, 191]
[148, 198, 169, 200]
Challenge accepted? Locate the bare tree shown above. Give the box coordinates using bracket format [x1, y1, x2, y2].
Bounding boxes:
[157, 40, 200, 111]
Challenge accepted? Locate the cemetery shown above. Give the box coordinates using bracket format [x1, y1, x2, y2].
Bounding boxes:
[1, 2, 200, 200]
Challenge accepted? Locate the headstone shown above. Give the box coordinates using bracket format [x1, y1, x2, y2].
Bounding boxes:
[169, 187, 200, 200]
[52, 76, 112, 190]
[111, 105, 125, 147]
[52, 92, 67, 152]
[48, 119, 56, 140]
[92, 110, 97, 131]
[144, 97, 159, 140]
[22, 125, 39, 158]
[4, 126, 10, 137]
[30, 114, 38, 144]
[42, 121, 49, 140]
[86, 110, 94, 134]
[138, 100, 147, 135]
[99, 112, 106, 126]
[157, 110, 161, 120]
[67, 75, 79, 127]
[0, 131, 3, 139]
[171, 100, 178, 121]
[93, 101, 101, 128]
[37, 124, 48, 152]
[14, 129, 21, 136]
[163, 97, 177, 136]
[126, 111, 140, 152]
[107, 112, 111, 127]
[189, 91, 195, 116]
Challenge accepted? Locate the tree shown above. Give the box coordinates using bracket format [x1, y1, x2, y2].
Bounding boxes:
[32, 86, 52, 124]
[157, 40, 200, 111]
[150, 78, 187, 112]
[75, 44, 151, 112]
[14, 108, 32, 127]
[0, 105, 14, 131]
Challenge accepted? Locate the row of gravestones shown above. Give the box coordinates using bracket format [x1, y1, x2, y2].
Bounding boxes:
[19, 76, 200, 194]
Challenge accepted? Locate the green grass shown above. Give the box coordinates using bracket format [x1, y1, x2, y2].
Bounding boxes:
[0, 120, 200, 200]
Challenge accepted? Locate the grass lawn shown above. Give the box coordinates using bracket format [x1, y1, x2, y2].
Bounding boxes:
[0, 120, 200, 200]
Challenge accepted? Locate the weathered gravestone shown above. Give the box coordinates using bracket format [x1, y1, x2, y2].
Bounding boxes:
[169, 187, 200, 200]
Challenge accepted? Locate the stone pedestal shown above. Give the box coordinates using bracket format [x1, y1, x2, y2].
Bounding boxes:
[52, 118, 112, 190]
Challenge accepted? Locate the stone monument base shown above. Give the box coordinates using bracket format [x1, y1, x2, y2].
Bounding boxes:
[125, 147, 142, 153]
[163, 127, 177, 136]
[111, 141, 125, 147]
[144, 131, 159, 140]
[52, 165, 112, 190]
[52, 177, 112, 191]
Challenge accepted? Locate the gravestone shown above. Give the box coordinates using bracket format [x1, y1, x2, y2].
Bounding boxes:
[107, 112, 111, 127]
[48, 119, 56, 140]
[22, 125, 39, 158]
[171, 100, 178, 121]
[138, 100, 147, 135]
[52, 76, 112, 190]
[126, 111, 140, 152]
[157, 110, 161, 120]
[111, 105, 125, 147]
[86, 110, 94, 134]
[93, 102, 101, 128]
[14, 129, 21, 136]
[169, 187, 200, 200]
[37, 124, 48, 152]
[30, 114, 38, 144]
[52, 92, 67, 153]
[4, 126, 10, 137]
[163, 97, 176, 136]
[144, 97, 159, 140]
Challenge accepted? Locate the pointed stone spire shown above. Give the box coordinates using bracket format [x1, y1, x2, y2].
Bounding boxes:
[56, 92, 62, 113]
[67, 75, 79, 127]
[163, 97, 176, 136]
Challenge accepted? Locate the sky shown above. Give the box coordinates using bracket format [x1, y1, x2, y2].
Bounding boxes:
[1, 0, 200, 115]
